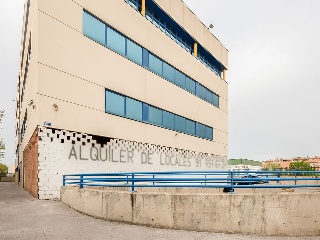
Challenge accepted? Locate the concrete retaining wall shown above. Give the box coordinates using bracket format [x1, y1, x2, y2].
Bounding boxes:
[0, 177, 15, 182]
[61, 187, 320, 236]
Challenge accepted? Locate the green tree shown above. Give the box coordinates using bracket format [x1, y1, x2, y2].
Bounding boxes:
[0, 139, 4, 159]
[0, 110, 5, 159]
[0, 163, 8, 177]
[0, 109, 4, 122]
[289, 161, 312, 171]
[0, 139, 5, 151]
[263, 162, 281, 170]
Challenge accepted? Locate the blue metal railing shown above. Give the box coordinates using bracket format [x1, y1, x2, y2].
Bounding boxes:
[63, 170, 320, 193]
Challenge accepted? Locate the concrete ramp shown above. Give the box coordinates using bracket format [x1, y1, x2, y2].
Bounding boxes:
[61, 187, 320, 236]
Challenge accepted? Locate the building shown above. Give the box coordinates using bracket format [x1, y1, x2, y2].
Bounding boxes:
[16, 0, 229, 199]
[262, 156, 320, 170]
[227, 159, 262, 171]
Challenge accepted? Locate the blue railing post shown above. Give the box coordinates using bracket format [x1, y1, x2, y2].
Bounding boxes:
[277, 173, 280, 183]
[230, 171, 234, 193]
[152, 174, 155, 186]
[63, 175, 66, 186]
[131, 173, 135, 192]
[126, 175, 129, 184]
[80, 175, 83, 189]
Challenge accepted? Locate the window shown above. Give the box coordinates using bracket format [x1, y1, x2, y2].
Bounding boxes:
[186, 119, 196, 136]
[153, 15, 160, 28]
[163, 111, 174, 130]
[83, 11, 105, 45]
[197, 123, 206, 139]
[142, 103, 149, 122]
[125, 0, 141, 11]
[199, 85, 207, 101]
[146, 10, 153, 22]
[106, 91, 125, 116]
[148, 106, 162, 126]
[27, 46, 31, 63]
[144, 6, 194, 56]
[105, 89, 213, 141]
[175, 70, 186, 89]
[175, 115, 185, 132]
[205, 126, 213, 140]
[163, 62, 175, 83]
[21, 111, 28, 139]
[126, 39, 142, 65]
[107, 27, 126, 56]
[159, 19, 166, 32]
[27, 33, 32, 64]
[126, 97, 142, 121]
[149, 54, 163, 76]
[186, 77, 196, 94]
[198, 51, 223, 77]
[205, 88, 213, 104]
[212, 94, 219, 108]
[142, 49, 149, 67]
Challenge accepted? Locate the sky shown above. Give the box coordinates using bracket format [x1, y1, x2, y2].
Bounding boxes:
[0, 0, 24, 168]
[0, 0, 320, 168]
[183, 0, 320, 161]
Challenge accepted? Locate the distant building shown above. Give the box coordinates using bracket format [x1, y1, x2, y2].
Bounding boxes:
[228, 159, 262, 171]
[9, 165, 15, 174]
[262, 156, 320, 170]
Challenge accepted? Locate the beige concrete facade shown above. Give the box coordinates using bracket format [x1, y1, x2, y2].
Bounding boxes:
[16, 0, 228, 192]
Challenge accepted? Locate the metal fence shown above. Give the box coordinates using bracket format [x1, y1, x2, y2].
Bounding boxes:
[63, 170, 320, 192]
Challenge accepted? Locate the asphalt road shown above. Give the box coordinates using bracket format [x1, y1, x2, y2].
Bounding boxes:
[0, 182, 318, 240]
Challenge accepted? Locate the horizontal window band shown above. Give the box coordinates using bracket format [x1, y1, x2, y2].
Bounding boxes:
[105, 89, 214, 141]
[125, 0, 224, 77]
